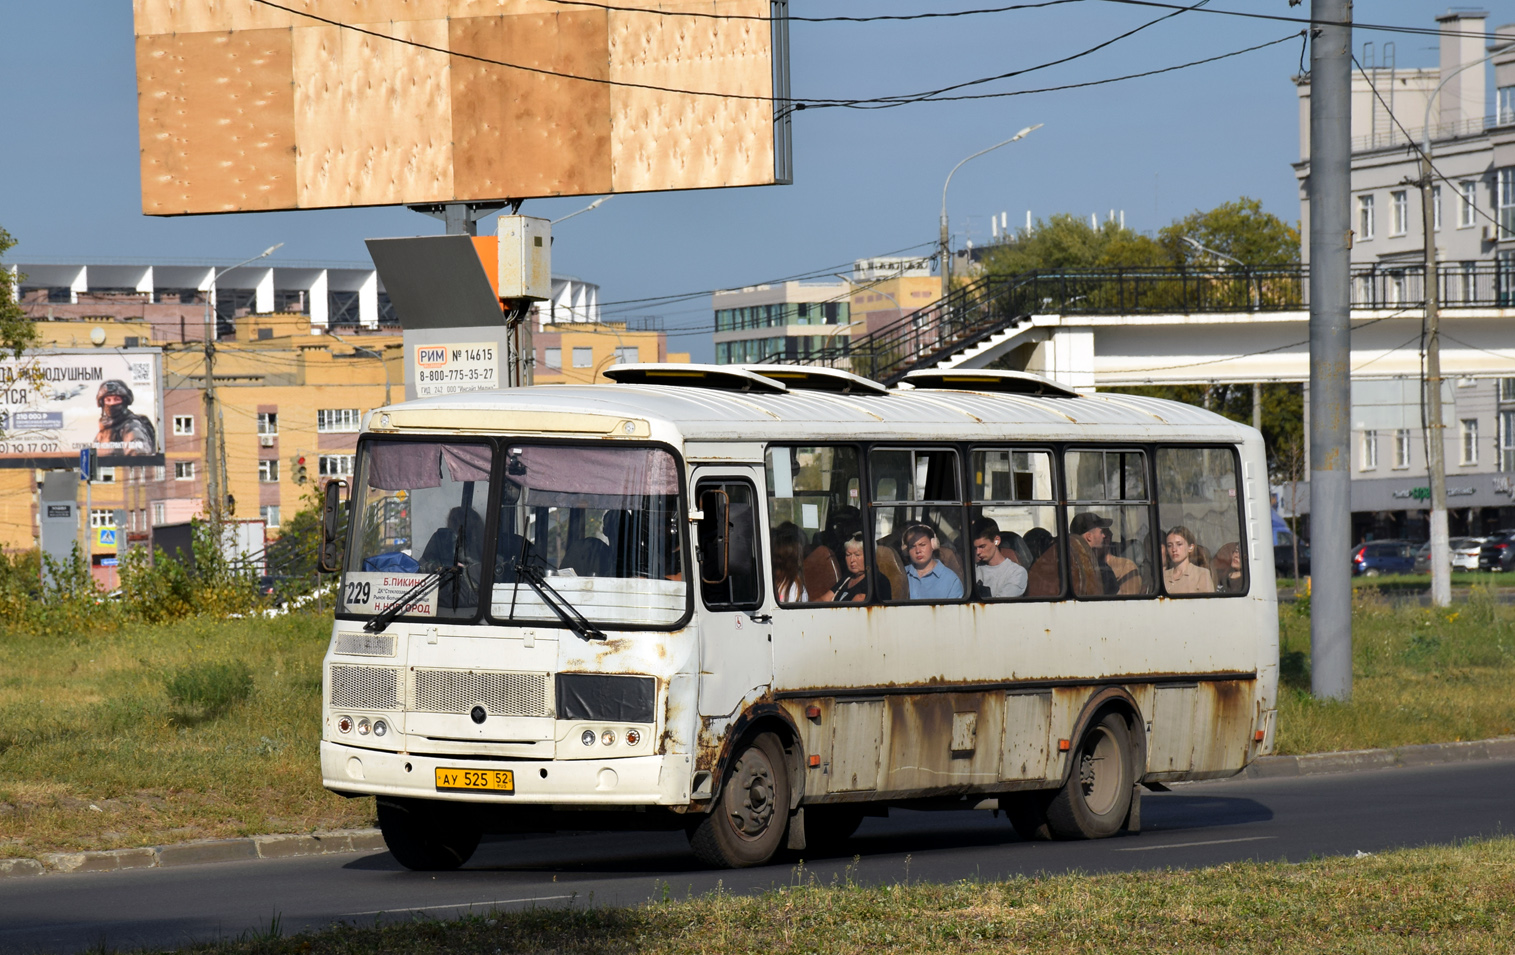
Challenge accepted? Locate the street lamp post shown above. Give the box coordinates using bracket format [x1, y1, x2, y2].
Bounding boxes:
[203, 243, 282, 528]
[940, 124, 1042, 302]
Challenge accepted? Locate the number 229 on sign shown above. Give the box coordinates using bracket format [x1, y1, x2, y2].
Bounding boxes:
[435, 767, 515, 793]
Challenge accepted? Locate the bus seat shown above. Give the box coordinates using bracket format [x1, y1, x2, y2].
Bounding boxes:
[803, 545, 840, 600]
[875, 544, 909, 600]
[936, 541, 966, 584]
[561, 537, 610, 577]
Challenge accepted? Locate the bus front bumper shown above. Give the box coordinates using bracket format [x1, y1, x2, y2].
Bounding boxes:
[321, 740, 693, 806]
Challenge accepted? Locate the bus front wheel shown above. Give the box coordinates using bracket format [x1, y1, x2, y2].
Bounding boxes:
[377, 798, 482, 871]
[1046, 713, 1134, 840]
[687, 732, 791, 868]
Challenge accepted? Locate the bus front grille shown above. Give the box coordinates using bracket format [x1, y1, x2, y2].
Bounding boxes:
[329, 665, 400, 710]
[412, 669, 549, 718]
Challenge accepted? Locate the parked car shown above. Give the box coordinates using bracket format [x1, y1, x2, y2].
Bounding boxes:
[1413, 537, 1483, 574]
[1351, 540, 1417, 576]
[1479, 532, 1515, 571]
[1274, 531, 1310, 578]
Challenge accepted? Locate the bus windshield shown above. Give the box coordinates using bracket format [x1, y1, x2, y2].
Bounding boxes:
[493, 444, 686, 629]
[343, 440, 494, 621]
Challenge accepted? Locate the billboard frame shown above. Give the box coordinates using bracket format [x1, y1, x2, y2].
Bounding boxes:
[0, 348, 167, 470]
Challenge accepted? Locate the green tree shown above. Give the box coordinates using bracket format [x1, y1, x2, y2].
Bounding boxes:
[1156, 197, 1300, 267]
[981, 214, 1163, 276]
[0, 226, 38, 358]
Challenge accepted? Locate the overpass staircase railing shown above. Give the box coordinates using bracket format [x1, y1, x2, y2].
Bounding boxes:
[765, 261, 1515, 384]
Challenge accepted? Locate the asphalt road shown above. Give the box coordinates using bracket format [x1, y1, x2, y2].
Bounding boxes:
[4, 759, 1513, 954]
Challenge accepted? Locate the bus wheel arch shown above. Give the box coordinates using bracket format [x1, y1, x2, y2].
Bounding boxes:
[1046, 688, 1144, 840]
[687, 728, 794, 868]
[701, 706, 805, 811]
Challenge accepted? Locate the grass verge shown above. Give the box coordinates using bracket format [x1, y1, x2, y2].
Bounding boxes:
[1276, 585, 1515, 754]
[167, 837, 1515, 955]
[0, 611, 371, 860]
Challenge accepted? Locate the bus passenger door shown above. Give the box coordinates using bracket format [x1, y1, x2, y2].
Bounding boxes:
[692, 472, 774, 718]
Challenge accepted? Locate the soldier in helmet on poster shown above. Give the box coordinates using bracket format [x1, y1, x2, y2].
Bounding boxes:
[94, 380, 157, 454]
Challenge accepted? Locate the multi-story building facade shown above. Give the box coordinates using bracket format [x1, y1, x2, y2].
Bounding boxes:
[847, 257, 941, 336]
[1293, 10, 1515, 540]
[534, 319, 690, 383]
[712, 280, 852, 365]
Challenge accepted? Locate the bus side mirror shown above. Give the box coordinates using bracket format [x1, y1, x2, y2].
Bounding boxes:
[319, 480, 348, 574]
[697, 489, 730, 584]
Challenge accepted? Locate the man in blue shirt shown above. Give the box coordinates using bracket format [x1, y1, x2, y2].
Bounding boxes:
[903, 524, 963, 599]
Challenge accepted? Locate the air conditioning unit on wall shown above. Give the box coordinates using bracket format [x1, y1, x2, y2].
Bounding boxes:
[259, 435, 275, 448]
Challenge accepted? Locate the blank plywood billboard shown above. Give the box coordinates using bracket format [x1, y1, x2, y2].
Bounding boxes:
[132, 0, 790, 215]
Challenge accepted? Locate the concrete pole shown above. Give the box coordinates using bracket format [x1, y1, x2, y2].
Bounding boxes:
[1252, 382, 1263, 433]
[1422, 157, 1451, 606]
[202, 289, 221, 528]
[1309, 0, 1353, 701]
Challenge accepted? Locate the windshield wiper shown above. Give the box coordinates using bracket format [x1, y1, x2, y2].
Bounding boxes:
[362, 567, 459, 634]
[513, 560, 606, 642]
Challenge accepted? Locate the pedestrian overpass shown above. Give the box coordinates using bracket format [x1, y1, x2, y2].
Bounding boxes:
[770, 265, 1515, 389]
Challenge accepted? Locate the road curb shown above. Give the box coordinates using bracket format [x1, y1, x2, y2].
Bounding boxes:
[0, 827, 385, 879]
[5, 736, 1514, 879]
[1242, 736, 1515, 780]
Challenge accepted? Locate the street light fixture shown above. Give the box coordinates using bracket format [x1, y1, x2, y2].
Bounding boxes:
[940, 124, 1042, 302]
[203, 243, 282, 527]
[553, 195, 614, 225]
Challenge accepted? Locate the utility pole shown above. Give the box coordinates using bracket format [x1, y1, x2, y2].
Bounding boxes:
[1421, 154, 1450, 606]
[1309, 0, 1353, 701]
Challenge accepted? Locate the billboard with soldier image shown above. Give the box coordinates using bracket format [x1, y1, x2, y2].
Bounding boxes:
[0, 350, 165, 467]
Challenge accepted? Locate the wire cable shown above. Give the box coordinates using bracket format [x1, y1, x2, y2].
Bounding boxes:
[539, 0, 1085, 22]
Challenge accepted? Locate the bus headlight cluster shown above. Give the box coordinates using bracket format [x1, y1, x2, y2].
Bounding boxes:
[578, 727, 645, 748]
[335, 715, 390, 739]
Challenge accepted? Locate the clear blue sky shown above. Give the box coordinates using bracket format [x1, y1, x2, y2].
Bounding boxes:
[2, 1, 1503, 360]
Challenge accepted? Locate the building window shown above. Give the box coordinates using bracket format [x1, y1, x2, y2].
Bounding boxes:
[256, 412, 278, 436]
[97, 466, 115, 483]
[571, 346, 593, 368]
[90, 508, 114, 528]
[1433, 185, 1442, 232]
[1501, 378, 1515, 403]
[1460, 180, 1477, 228]
[543, 347, 562, 370]
[319, 454, 354, 477]
[151, 502, 166, 526]
[172, 415, 194, 435]
[1501, 86, 1515, 125]
[1357, 194, 1375, 240]
[1394, 429, 1411, 469]
[260, 504, 281, 529]
[153, 465, 166, 481]
[174, 461, 195, 480]
[258, 459, 279, 483]
[1503, 411, 1515, 471]
[316, 408, 361, 432]
[1499, 169, 1515, 239]
[1390, 190, 1408, 236]
[1360, 430, 1378, 471]
[1461, 418, 1479, 465]
[613, 346, 639, 364]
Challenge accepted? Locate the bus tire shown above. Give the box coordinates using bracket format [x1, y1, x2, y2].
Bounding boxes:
[1046, 713, 1134, 840]
[1003, 791, 1055, 841]
[803, 805, 866, 853]
[377, 798, 481, 871]
[687, 732, 791, 868]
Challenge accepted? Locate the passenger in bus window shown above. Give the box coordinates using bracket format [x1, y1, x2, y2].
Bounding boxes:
[902, 524, 963, 599]
[1069, 513, 1143, 596]
[972, 518, 1028, 598]
[1212, 541, 1245, 593]
[1162, 526, 1213, 594]
[823, 534, 889, 602]
[772, 521, 809, 602]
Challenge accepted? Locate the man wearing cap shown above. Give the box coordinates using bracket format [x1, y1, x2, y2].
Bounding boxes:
[93, 380, 157, 455]
[902, 523, 963, 600]
[1070, 512, 1143, 596]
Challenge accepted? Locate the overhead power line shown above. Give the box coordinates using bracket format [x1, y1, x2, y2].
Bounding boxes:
[540, 0, 1085, 22]
[1096, 0, 1515, 42]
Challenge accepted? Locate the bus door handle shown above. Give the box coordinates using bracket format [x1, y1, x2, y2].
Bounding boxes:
[747, 613, 773, 625]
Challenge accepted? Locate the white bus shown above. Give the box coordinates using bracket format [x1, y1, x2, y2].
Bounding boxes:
[319, 365, 1278, 870]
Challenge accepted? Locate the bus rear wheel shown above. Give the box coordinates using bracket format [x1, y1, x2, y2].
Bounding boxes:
[688, 732, 791, 868]
[1046, 713, 1134, 840]
[377, 798, 482, 871]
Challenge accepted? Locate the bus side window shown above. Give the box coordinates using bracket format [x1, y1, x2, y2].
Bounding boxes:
[1064, 449, 1156, 598]
[870, 447, 967, 602]
[697, 481, 762, 610]
[765, 445, 866, 605]
[970, 448, 1057, 600]
[1156, 446, 1246, 596]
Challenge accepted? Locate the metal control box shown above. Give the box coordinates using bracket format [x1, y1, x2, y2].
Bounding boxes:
[496, 215, 552, 301]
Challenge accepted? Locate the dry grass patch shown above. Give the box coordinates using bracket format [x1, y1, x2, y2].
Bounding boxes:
[168, 837, 1515, 955]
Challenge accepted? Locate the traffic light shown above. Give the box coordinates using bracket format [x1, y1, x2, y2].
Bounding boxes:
[292, 453, 309, 485]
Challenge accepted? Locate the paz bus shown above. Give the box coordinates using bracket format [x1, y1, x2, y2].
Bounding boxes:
[318, 365, 1278, 870]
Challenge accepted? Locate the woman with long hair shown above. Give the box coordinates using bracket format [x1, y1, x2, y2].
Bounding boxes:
[772, 521, 808, 603]
[1163, 525, 1213, 594]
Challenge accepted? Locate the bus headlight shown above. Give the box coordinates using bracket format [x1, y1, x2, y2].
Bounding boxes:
[601, 729, 616, 746]
[373, 720, 388, 738]
[357, 718, 371, 736]
[625, 729, 641, 746]
[337, 715, 353, 734]
[581, 729, 596, 747]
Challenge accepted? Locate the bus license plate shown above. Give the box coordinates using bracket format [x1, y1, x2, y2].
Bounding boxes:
[434, 767, 515, 794]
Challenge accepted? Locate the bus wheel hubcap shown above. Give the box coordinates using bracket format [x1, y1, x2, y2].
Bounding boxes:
[729, 752, 776, 835]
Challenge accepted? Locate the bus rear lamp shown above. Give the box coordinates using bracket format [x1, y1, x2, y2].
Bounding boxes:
[1057, 739, 1070, 752]
[805, 705, 821, 720]
[581, 729, 596, 747]
[1254, 729, 1266, 742]
[374, 720, 388, 738]
[601, 729, 617, 746]
[337, 716, 353, 734]
[625, 729, 641, 746]
[357, 718, 371, 736]
[808, 755, 821, 767]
